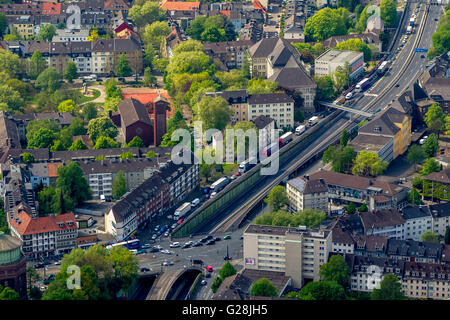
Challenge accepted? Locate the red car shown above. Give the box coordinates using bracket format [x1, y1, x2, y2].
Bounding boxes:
[235, 172, 241, 176]
[206, 265, 213, 272]
[177, 218, 183, 224]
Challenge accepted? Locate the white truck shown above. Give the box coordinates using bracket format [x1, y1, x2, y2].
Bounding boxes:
[210, 177, 229, 192]
[308, 116, 319, 126]
[406, 26, 412, 34]
[295, 125, 306, 135]
[174, 202, 191, 220]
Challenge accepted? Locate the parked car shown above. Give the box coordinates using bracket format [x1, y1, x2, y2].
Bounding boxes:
[210, 192, 217, 199]
[206, 240, 215, 245]
[142, 243, 151, 249]
[201, 280, 207, 285]
[182, 243, 191, 249]
[154, 225, 161, 232]
[151, 234, 157, 240]
[170, 242, 180, 248]
[214, 237, 221, 242]
[140, 267, 150, 272]
[171, 223, 178, 229]
[54, 261, 61, 265]
[193, 242, 203, 247]
[163, 261, 174, 266]
[149, 247, 159, 253]
[223, 235, 232, 240]
[164, 231, 170, 237]
[137, 249, 147, 255]
[205, 272, 211, 278]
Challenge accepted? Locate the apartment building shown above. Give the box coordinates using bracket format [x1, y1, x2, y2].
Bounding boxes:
[286, 175, 328, 212]
[205, 90, 249, 124]
[203, 40, 255, 71]
[386, 239, 443, 264]
[9, 204, 77, 258]
[402, 262, 450, 300]
[315, 49, 364, 81]
[360, 209, 406, 240]
[251, 115, 275, 147]
[53, 29, 89, 42]
[422, 168, 450, 202]
[248, 93, 295, 129]
[429, 202, 450, 237]
[243, 224, 332, 288]
[331, 224, 355, 255]
[401, 205, 432, 241]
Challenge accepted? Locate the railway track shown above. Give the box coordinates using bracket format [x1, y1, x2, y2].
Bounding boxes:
[211, 0, 431, 234]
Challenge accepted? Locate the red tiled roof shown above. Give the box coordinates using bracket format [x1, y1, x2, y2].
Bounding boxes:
[10, 209, 77, 236]
[47, 162, 62, 178]
[253, 0, 266, 13]
[42, 3, 60, 15]
[220, 10, 231, 18]
[161, 1, 199, 11]
[122, 90, 174, 118]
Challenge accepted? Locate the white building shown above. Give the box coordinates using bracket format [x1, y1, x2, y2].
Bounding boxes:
[401, 205, 432, 241]
[360, 209, 406, 240]
[430, 203, 450, 237]
[286, 176, 328, 212]
[53, 29, 90, 42]
[315, 49, 364, 81]
[247, 93, 295, 129]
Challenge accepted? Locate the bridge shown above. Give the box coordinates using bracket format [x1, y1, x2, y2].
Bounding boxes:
[318, 101, 375, 117]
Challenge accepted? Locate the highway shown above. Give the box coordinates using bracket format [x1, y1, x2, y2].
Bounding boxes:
[198, 0, 443, 234]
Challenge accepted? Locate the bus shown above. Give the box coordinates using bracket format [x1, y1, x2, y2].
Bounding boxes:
[377, 61, 389, 75]
[106, 239, 140, 250]
[355, 78, 371, 92]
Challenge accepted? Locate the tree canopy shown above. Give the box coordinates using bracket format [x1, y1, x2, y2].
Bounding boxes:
[322, 145, 356, 173]
[336, 38, 372, 62]
[421, 230, 439, 243]
[195, 95, 232, 131]
[371, 274, 406, 300]
[87, 117, 118, 143]
[254, 209, 326, 229]
[264, 186, 288, 211]
[56, 162, 91, 207]
[250, 278, 278, 297]
[112, 170, 127, 200]
[305, 8, 349, 41]
[352, 151, 388, 176]
[319, 255, 350, 287]
[298, 281, 346, 300]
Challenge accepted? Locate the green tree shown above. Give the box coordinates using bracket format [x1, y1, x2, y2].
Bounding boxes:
[346, 202, 356, 214]
[293, 209, 326, 228]
[112, 170, 127, 200]
[38, 186, 57, 215]
[250, 278, 278, 297]
[425, 104, 446, 136]
[64, 61, 78, 82]
[358, 202, 368, 212]
[68, 138, 88, 151]
[201, 26, 227, 42]
[173, 40, 204, 55]
[0, 13, 7, 37]
[352, 151, 388, 176]
[127, 136, 145, 148]
[196, 95, 232, 131]
[51, 187, 75, 214]
[35, 67, 61, 93]
[120, 151, 134, 159]
[27, 127, 55, 149]
[420, 158, 441, 176]
[128, 1, 165, 29]
[21, 152, 35, 164]
[371, 274, 406, 300]
[336, 38, 372, 62]
[264, 186, 288, 211]
[380, 0, 398, 28]
[146, 150, 156, 158]
[218, 262, 237, 279]
[93, 136, 119, 149]
[294, 109, 305, 123]
[322, 145, 356, 173]
[421, 230, 439, 243]
[304, 8, 348, 41]
[412, 176, 423, 190]
[116, 54, 132, 77]
[247, 78, 278, 94]
[407, 144, 426, 169]
[56, 162, 91, 207]
[4, 26, 21, 41]
[314, 75, 336, 100]
[82, 103, 98, 121]
[103, 96, 122, 113]
[0, 85, 24, 113]
[0, 286, 20, 300]
[87, 117, 118, 143]
[298, 281, 345, 300]
[340, 130, 349, 147]
[143, 67, 155, 86]
[408, 188, 421, 205]
[143, 21, 171, 48]
[211, 276, 223, 293]
[28, 50, 47, 80]
[355, 5, 371, 32]
[319, 255, 350, 287]
[105, 79, 122, 98]
[428, 10, 450, 58]
[37, 24, 56, 41]
[58, 99, 77, 114]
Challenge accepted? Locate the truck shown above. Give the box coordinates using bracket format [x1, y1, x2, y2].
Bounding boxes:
[355, 78, 371, 92]
[409, 17, 415, 26]
[295, 125, 306, 135]
[210, 177, 229, 192]
[239, 157, 257, 173]
[278, 132, 294, 147]
[308, 116, 319, 126]
[377, 61, 389, 75]
[406, 25, 412, 34]
[174, 202, 191, 220]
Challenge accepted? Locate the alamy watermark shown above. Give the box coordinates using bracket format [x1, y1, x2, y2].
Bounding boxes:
[66, 265, 81, 290]
[366, 265, 383, 291]
[170, 121, 280, 175]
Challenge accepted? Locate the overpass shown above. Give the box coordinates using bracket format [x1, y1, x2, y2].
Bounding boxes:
[318, 101, 375, 117]
[146, 266, 202, 300]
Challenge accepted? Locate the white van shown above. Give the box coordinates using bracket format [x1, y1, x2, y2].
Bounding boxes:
[100, 194, 106, 202]
[191, 198, 200, 207]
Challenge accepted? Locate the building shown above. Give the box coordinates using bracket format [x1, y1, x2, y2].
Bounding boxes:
[314, 49, 364, 81]
[248, 93, 295, 129]
[401, 205, 432, 241]
[12, 112, 74, 142]
[203, 40, 254, 71]
[121, 88, 174, 119]
[322, 33, 382, 56]
[359, 209, 406, 240]
[251, 115, 275, 146]
[9, 204, 77, 258]
[348, 134, 394, 163]
[402, 262, 450, 300]
[331, 224, 355, 255]
[286, 175, 328, 212]
[386, 239, 443, 264]
[0, 231, 27, 299]
[53, 29, 89, 42]
[0, 111, 21, 150]
[243, 224, 332, 288]
[422, 168, 450, 202]
[283, 25, 304, 41]
[309, 170, 408, 211]
[429, 202, 450, 237]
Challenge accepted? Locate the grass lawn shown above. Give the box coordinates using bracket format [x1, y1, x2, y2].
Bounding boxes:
[75, 89, 101, 104]
[222, 163, 238, 174]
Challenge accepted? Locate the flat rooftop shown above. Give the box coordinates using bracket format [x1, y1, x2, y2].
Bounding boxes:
[348, 134, 392, 153]
[316, 49, 362, 63]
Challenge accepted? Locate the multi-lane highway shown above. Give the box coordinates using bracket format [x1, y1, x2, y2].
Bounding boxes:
[199, 0, 443, 235]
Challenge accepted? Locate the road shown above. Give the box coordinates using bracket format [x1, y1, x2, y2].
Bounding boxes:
[195, 0, 443, 235]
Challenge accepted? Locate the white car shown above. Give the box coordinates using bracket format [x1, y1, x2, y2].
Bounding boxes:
[191, 198, 200, 207]
[142, 243, 151, 249]
[345, 92, 353, 100]
[170, 242, 180, 248]
[161, 250, 172, 254]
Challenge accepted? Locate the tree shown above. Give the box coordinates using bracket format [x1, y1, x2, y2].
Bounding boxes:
[87, 117, 118, 143]
[425, 104, 446, 137]
[200, 163, 213, 182]
[380, 0, 398, 28]
[143, 67, 155, 86]
[143, 21, 171, 48]
[196, 95, 232, 131]
[352, 151, 389, 176]
[201, 26, 227, 42]
[346, 202, 356, 214]
[112, 170, 127, 200]
[246, 78, 278, 95]
[304, 8, 348, 41]
[355, 5, 371, 32]
[120, 151, 134, 159]
[319, 255, 350, 287]
[336, 38, 372, 62]
[211, 276, 223, 293]
[64, 61, 78, 82]
[26, 266, 41, 292]
[445, 227, 450, 245]
[293, 209, 326, 228]
[408, 188, 421, 205]
[27, 127, 55, 149]
[35, 67, 61, 93]
[146, 150, 156, 158]
[105, 79, 122, 98]
[38, 186, 57, 215]
[82, 103, 98, 121]
[298, 281, 345, 300]
[264, 186, 288, 211]
[0, 13, 7, 37]
[93, 136, 119, 149]
[56, 162, 91, 207]
[21, 152, 35, 164]
[340, 130, 349, 147]
[407, 144, 426, 169]
[0, 286, 20, 300]
[412, 176, 423, 190]
[69, 138, 88, 151]
[421, 230, 439, 243]
[250, 278, 278, 297]
[51, 187, 75, 214]
[428, 10, 450, 58]
[371, 274, 406, 300]
[103, 96, 122, 113]
[420, 158, 441, 176]
[314, 75, 336, 101]
[116, 54, 132, 77]
[294, 109, 305, 123]
[28, 50, 47, 80]
[218, 262, 236, 279]
[127, 136, 145, 148]
[128, 1, 165, 29]
[37, 24, 56, 41]
[322, 145, 356, 173]
[0, 85, 24, 113]
[358, 202, 368, 212]
[58, 99, 77, 114]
